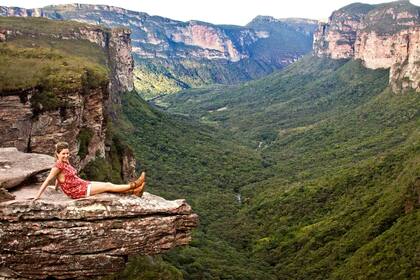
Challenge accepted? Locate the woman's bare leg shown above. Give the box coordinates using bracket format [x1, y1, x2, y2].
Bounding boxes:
[89, 182, 132, 196]
[89, 172, 146, 196]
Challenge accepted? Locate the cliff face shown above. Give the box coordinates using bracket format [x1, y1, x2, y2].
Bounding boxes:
[0, 86, 107, 169]
[0, 17, 197, 277]
[313, 1, 420, 92]
[0, 17, 134, 174]
[107, 28, 134, 105]
[170, 21, 245, 62]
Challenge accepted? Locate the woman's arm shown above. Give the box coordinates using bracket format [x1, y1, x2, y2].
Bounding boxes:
[33, 167, 61, 200]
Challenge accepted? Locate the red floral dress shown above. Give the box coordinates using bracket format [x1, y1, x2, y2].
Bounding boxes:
[55, 161, 90, 199]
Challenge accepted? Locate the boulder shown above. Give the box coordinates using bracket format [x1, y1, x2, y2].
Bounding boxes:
[0, 148, 55, 189]
[0, 184, 198, 279]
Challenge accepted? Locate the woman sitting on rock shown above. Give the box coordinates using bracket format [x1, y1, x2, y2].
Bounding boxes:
[33, 142, 146, 200]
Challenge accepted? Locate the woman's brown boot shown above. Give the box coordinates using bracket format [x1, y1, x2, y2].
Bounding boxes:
[124, 172, 146, 194]
[133, 181, 146, 197]
[134, 172, 146, 187]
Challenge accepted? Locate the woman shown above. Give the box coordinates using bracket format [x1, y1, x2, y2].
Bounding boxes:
[33, 142, 146, 200]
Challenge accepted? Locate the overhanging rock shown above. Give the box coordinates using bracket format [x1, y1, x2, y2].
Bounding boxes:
[0, 185, 198, 279]
[0, 147, 55, 189]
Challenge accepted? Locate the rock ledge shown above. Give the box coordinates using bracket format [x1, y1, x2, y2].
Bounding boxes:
[0, 184, 198, 279]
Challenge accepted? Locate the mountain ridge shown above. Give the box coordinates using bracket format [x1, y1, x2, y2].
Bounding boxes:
[0, 3, 318, 98]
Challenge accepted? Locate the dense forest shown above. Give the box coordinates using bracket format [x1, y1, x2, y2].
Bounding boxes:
[99, 56, 419, 279]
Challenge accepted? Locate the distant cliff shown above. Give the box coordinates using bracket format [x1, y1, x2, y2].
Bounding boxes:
[313, 0, 420, 92]
[0, 4, 318, 98]
[0, 17, 134, 177]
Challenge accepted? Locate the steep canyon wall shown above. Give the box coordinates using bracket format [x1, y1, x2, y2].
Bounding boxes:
[313, 1, 420, 92]
[0, 20, 134, 174]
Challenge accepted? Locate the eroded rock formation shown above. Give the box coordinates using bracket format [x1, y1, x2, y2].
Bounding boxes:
[0, 16, 197, 280]
[0, 81, 108, 169]
[0, 187, 198, 279]
[313, 1, 420, 92]
[0, 148, 198, 279]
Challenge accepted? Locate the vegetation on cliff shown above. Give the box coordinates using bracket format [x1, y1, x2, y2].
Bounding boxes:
[0, 17, 109, 112]
[89, 56, 419, 279]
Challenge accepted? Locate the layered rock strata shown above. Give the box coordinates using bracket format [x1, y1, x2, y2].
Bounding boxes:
[0, 5, 256, 62]
[0, 185, 198, 279]
[313, 1, 420, 92]
[0, 148, 198, 279]
[0, 83, 108, 169]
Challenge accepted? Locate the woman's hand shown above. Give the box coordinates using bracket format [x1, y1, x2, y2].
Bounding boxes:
[34, 167, 61, 200]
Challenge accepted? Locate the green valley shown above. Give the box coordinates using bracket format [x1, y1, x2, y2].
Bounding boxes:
[108, 56, 419, 279]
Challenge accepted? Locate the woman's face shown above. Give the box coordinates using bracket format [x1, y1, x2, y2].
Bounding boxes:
[57, 149, 70, 163]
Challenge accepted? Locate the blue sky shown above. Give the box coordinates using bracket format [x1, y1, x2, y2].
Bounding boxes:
[2, 0, 420, 25]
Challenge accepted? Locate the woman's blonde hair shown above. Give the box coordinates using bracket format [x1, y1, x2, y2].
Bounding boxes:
[55, 142, 69, 159]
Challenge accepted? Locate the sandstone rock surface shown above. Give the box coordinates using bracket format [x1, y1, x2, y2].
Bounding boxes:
[0, 185, 198, 279]
[0, 148, 54, 189]
[0, 85, 107, 170]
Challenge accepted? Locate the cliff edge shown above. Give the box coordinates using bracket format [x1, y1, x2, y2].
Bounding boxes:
[0, 189, 198, 279]
[0, 148, 198, 279]
[313, 0, 420, 92]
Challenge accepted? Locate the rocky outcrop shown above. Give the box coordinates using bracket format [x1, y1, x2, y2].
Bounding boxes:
[0, 17, 197, 280]
[0, 185, 198, 279]
[313, 1, 420, 92]
[0, 148, 54, 190]
[0, 148, 198, 279]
